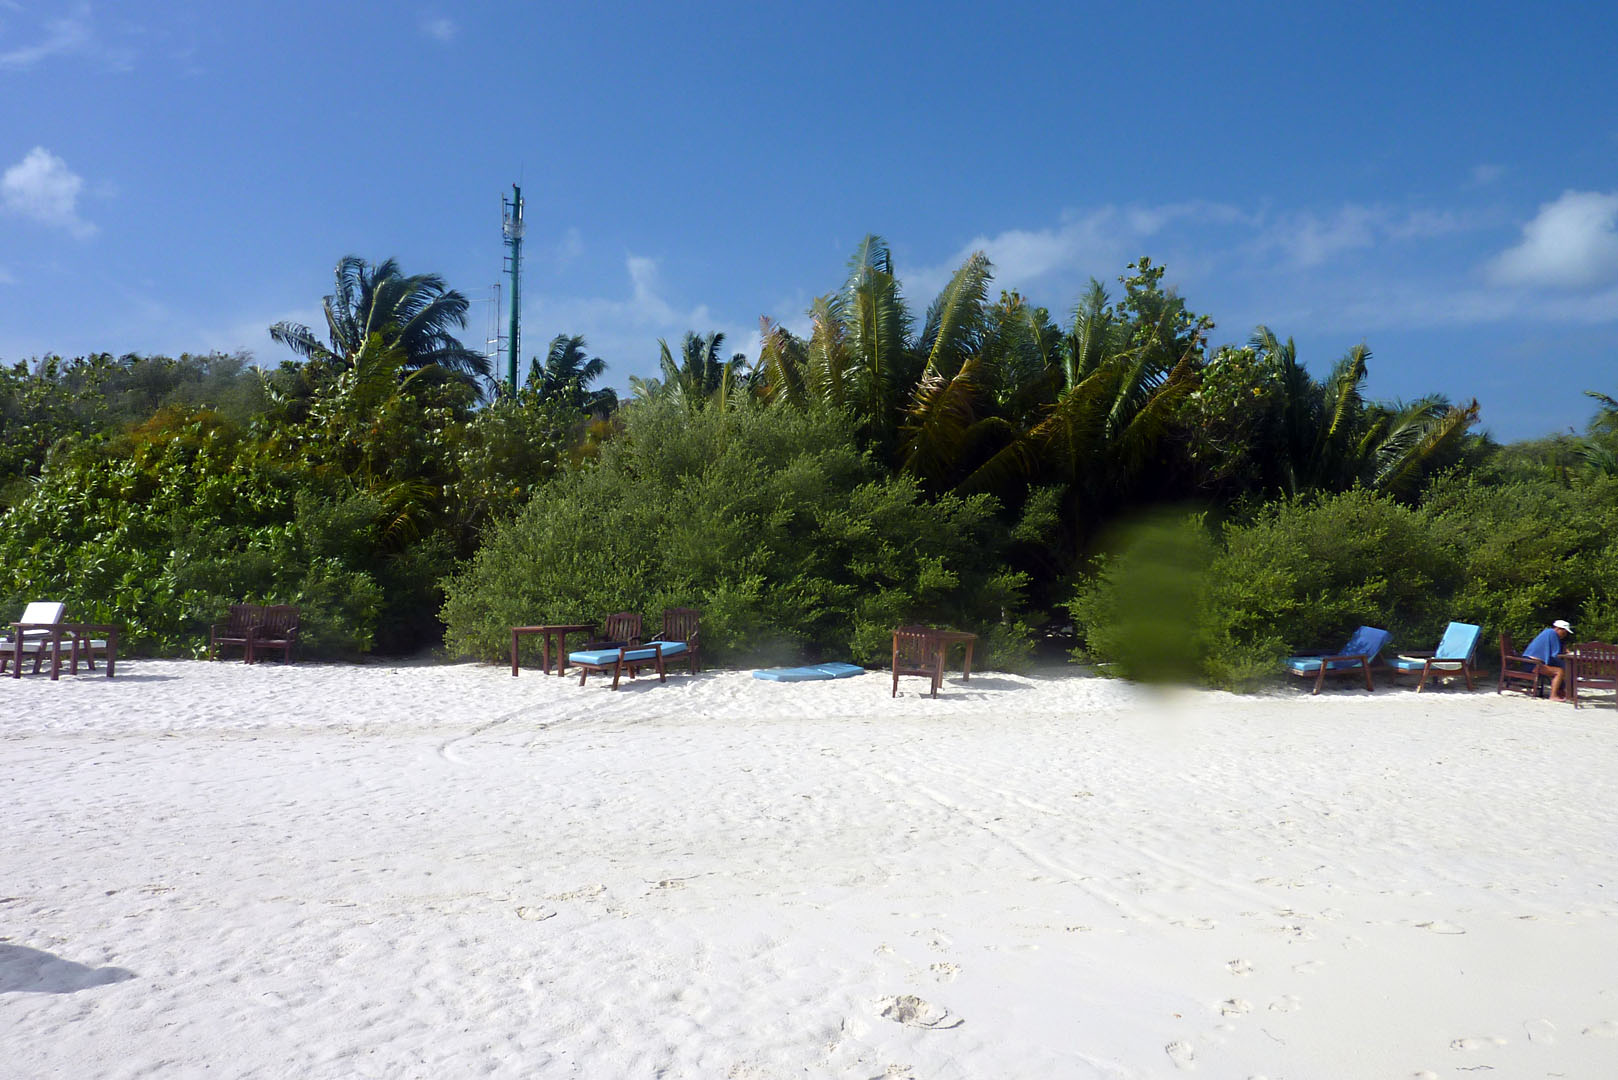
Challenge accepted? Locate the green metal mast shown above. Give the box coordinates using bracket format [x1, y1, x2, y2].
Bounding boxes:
[501, 185, 525, 395]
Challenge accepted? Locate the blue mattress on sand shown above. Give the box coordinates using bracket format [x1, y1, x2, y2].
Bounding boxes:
[752, 662, 866, 682]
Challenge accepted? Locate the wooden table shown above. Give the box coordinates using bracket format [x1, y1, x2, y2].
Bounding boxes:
[510, 623, 595, 677]
[930, 629, 978, 681]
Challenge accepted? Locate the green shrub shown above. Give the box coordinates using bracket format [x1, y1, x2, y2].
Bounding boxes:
[1421, 472, 1618, 647]
[440, 399, 1034, 669]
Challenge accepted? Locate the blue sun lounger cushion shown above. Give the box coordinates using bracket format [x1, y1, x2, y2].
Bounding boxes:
[1284, 626, 1391, 673]
[1387, 621, 1481, 691]
[1387, 622, 1480, 673]
[569, 646, 663, 666]
[752, 662, 866, 682]
[644, 640, 688, 657]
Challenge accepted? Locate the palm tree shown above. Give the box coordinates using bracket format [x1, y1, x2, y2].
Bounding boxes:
[270, 256, 491, 398]
[526, 334, 617, 413]
[641, 331, 749, 411]
[1242, 328, 1479, 497]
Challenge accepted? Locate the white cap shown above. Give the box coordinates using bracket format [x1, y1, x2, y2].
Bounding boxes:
[1553, 619, 1573, 632]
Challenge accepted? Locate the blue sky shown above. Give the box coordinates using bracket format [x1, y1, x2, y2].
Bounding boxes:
[1, 1, 1614, 441]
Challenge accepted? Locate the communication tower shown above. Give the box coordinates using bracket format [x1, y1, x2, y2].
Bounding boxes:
[501, 185, 525, 395]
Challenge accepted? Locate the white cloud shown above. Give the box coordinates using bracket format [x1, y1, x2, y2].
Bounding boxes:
[525, 255, 757, 383]
[420, 16, 457, 42]
[2, 147, 95, 237]
[1471, 163, 1504, 187]
[1487, 190, 1618, 289]
[0, 6, 91, 69]
[903, 202, 1250, 301]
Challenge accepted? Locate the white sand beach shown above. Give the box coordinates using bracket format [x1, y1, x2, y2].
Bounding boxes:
[3, 660, 1616, 1079]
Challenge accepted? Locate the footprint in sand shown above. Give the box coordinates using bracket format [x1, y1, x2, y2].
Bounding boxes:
[1172, 916, 1218, 931]
[1267, 995, 1302, 1013]
[929, 962, 959, 982]
[548, 884, 606, 902]
[1218, 998, 1252, 1016]
[1524, 1019, 1556, 1044]
[1226, 958, 1254, 976]
[514, 905, 556, 921]
[1164, 1040, 1195, 1070]
[876, 995, 962, 1030]
[1414, 920, 1467, 935]
[1292, 960, 1323, 975]
[1583, 1020, 1618, 1038]
[912, 928, 953, 952]
[1449, 1036, 1506, 1050]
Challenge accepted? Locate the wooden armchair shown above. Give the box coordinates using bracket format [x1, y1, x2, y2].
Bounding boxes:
[210, 603, 264, 661]
[585, 611, 642, 650]
[892, 625, 944, 698]
[248, 604, 299, 664]
[1568, 641, 1618, 709]
[649, 607, 701, 675]
[1497, 632, 1543, 696]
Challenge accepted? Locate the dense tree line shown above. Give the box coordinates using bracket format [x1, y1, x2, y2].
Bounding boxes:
[1, 244, 1612, 685]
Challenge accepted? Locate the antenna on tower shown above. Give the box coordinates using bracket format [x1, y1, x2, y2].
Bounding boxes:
[501, 184, 525, 396]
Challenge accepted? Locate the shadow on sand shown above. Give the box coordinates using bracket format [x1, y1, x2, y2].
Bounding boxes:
[0, 944, 135, 994]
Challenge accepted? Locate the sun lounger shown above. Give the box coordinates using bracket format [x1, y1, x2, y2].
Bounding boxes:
[568, 642, 668, 690]
[1284, 625, 1390, 694]
[1388, 621, 1480, 692]
[1, 601, 66, 678]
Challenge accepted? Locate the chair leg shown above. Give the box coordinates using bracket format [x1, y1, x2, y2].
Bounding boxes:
[1463, 665, 1474, 691]
[1362, 661, 1374, 692]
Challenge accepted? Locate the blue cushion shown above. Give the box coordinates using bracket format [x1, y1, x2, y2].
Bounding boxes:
[1433, 621, 1480, 662]
[645, 640, 688, 657]
[1285, 656, 1371, 673]
[753, 662, 866, 682]
[1340, 625, 1391, 660]
[569, 647, 661, 666]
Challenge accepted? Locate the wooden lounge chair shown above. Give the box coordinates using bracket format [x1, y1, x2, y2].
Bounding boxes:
[892, 624, 944, 698]
[1284, 625, 1390, 694]
[2, 601, 67, 678]
[1497, 632, 1544, 696]
[568, 641, 668, 690]
[248, 604, 299, 664]
[210, 603, 263, 661]
[1388, 621, 1480, 692]
[1568, 641, 1618, 709]
[645, 607, 701, 675]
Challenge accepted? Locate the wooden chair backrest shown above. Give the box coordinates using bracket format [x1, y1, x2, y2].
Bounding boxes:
[661, 607, 700, 643]
[1571, 641, 1618, 666]
[258, 604, 299, 638]
[19, 601, 65, 626]
[892, 625, 940, 670]
[226, 604, 265, 635]
[602, 611, 642, 644]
